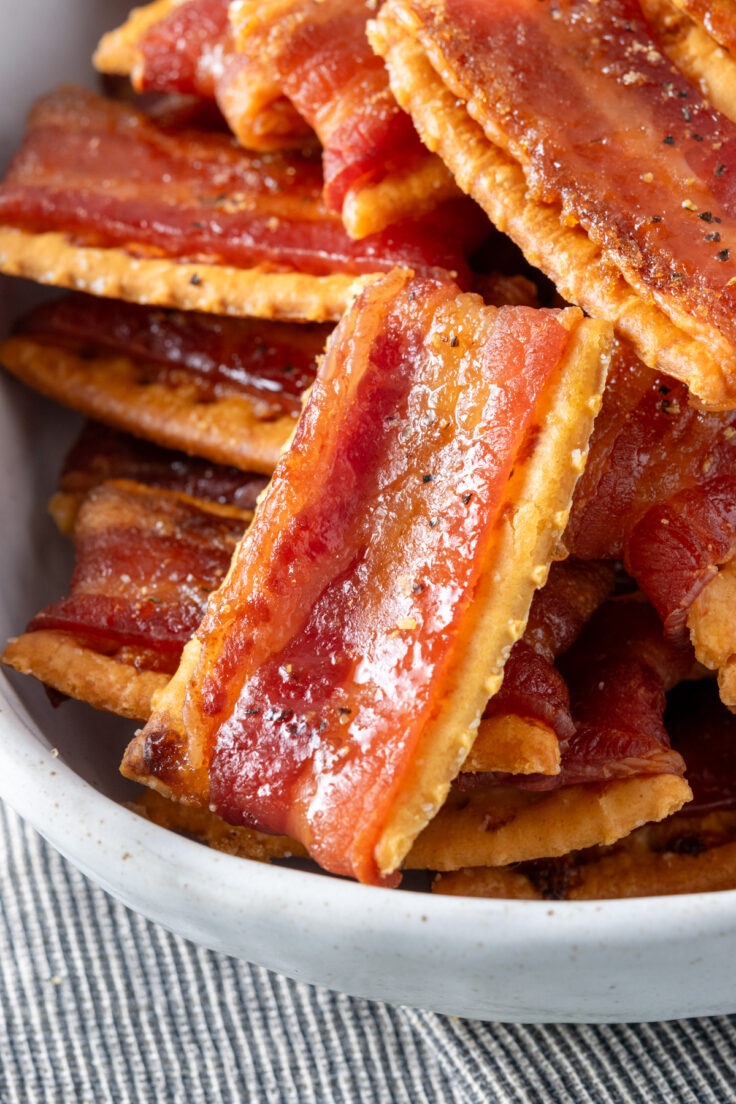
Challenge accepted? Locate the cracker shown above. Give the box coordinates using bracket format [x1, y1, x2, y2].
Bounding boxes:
[0, 227, 373, 323]
[405, 774, 692, 871]
[0, 335, 294, 474]
[462, 715, 560, 776]
[433, 809, 736, 898]
[369, 6, 736, 408]
[2, 630, 168, 721]
[130, 787, 305, 861]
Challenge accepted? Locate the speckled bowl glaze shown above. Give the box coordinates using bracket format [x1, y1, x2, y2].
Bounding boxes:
[2, 0, 736, 1025]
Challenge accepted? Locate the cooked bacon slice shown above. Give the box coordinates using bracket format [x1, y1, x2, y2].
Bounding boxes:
[28, 481, 248, 668]
[2, 479, 251, 718]
[565, 341, 736, 695]
[461, 597, 690, 793]
[95, 0, 313, 148]
[371, 0, 736, 406]
[434, 680, 736, 898]
[464, 559, 615, 776]
[227, 0, 459, 238]
[0, 86, 485, 320]
[96, 0, 460, 239]
[124, 271, 610, 884]
[51, 422, 268, 533]
[1, 292, 328, 471]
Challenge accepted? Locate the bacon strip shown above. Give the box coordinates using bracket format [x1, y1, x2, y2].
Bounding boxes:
[371, 0, 736, 406]
[566, 341, 736, 639]
[0, 86, 485, 316]
[1, 292, 329, 471]
[49, 422, 268, 535]
[28, 480, 248, 674]
[96, 0, 459, 238]
[462, 597, 689, 792]
[126, 272, 610, 884]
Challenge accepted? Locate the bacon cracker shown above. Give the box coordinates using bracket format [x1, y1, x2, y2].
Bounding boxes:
[434, 679, 736, 897]
[565, 339, 736, 704]
[50, 422, 269, 535]
[370, 0, 736, 408]
[123, 270, 610, 885]
[1, 294, 329, 472]
[2, 480, 251, 719]
[95, 0, 460, 239]
[408, 596, 692, 870]
[0, 86, 485, 321]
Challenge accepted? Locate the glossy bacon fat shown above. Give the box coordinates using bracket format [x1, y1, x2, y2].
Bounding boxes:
[0, 86, 481, 282]
[16, 293, 326, 419]
[567, 341, 736, 633]
[135, 271, 610, 884]
[380, 0, 736, 402]
[29, 481, 247, 675]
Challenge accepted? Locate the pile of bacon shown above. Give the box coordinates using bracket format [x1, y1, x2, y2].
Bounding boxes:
[4, 0, 736, 898]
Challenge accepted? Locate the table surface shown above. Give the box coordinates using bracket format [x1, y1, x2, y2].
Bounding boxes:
[1, 800, 734, 1104]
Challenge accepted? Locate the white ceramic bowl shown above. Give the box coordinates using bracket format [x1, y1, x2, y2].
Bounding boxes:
[2, 0, 736, 1025]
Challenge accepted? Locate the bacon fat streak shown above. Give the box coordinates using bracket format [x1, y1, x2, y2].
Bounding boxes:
[0, 86, 483, 282]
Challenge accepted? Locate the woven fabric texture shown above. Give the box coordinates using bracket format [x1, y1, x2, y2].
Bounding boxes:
[2, 800, 735, 1104]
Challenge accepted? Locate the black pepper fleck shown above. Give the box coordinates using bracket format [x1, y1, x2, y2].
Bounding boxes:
[422, 473, 433, 483]
[663, 135, 674, 146]
[691, 133, 703, 142]
[650, 215, 662, 223]
[705, 231, 721, 242]
[450, 335, 459, 348]
[717, 249, 731, 261]
[698, 211, 714, 222]
[189, 273, 201, 285]
[461, 492, 473, 504]
[715, 163, 727, 178]
[244, 708, 261, 716]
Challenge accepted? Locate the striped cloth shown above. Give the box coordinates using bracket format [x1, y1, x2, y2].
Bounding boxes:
[1, 800, 735, 1104]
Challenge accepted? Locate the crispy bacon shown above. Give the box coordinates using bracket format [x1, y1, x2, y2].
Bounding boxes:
[483, 560, 615, 741]
[16, 293, 326, 418]
[28, 481, 247, 674]
[60, 422, 268, 512]
[386, 0, 736, 397]
[97, 0, 456, 236]
[0, 86, 483, 282]
[465, 598, 690, 792]
[229, 0, 434, 211]
[134, 272, 608, 884]
[567, 341, 736, 632]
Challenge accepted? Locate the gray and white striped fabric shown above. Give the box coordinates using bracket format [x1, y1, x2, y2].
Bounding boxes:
[2, 799, 735, 1104]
